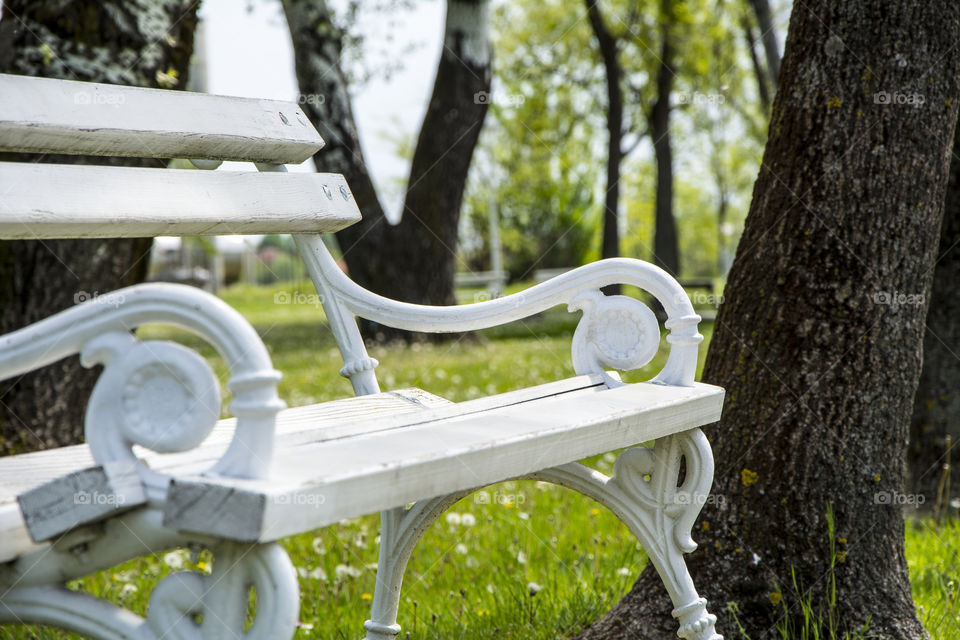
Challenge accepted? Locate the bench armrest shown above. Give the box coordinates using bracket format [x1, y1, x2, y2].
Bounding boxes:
[295, 235, 703, 392]
[0, 283, 284, 498]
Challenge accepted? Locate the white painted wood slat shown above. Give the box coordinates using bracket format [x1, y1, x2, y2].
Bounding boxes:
[0, 162, 361, 238]
[2, 378, 722, 556]
[0, 390, 443, 503]
[17, 462, 147, 543]
[0, 377, 600, 512]
[164, 381, 725, 541]
[0, 389, 446, 562]
[0, 73, 323, 163]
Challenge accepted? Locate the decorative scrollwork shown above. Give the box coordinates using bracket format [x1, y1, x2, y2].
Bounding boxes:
[523, 430, 720, 639]
[0, 540, 299, 640]
[83, 332, 221, 459]
[607, 430, 715, 563]
[80, 330, 233, 499]
[146, 542, 299, 640]
[0, 283, 285, 493]
[605, 431, 720, 639]
[569, 290, 661, 376]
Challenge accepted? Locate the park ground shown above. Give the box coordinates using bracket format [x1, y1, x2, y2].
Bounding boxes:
[11, 281, 960, 639]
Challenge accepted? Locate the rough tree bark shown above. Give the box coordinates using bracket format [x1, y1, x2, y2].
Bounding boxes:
[908, 123, 960, 505]
[585, 0, 623, 268]
[578, 1, 960, 638]
[282, 0, 491, 330]
[649, 0, 679, 277]
[0, 0, 199, 454]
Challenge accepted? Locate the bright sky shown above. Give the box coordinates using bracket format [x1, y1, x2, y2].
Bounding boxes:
[200, 0, 444, 222]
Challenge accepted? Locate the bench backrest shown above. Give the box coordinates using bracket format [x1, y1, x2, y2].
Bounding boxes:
[0, 73, 704, 399]
[0, 73, 361, 238]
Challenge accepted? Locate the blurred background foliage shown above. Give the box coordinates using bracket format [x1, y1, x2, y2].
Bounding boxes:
[458, 0, 770, 281]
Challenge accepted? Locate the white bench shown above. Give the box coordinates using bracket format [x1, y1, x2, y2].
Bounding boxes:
[0, 73, 724, 640]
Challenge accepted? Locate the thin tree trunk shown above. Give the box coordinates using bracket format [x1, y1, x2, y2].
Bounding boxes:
[742, 12, 771, 110]
[280, 0, 390, 299]
[585, 0, 624, 275]
[283, 0, 491, 337]
[390, 0, 491, 309]
[908, 122, 960, 506]
[716, 178, 730, 276]
[649, 0, 678, 277]
[747, 0, 779, 88]
[0, 0, 199, 454]
[578, 1, 960, 638]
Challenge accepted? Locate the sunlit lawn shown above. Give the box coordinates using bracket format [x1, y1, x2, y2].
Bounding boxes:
[9, 281, 959, 639]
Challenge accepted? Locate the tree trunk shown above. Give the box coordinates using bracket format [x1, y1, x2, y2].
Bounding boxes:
[649, 0, 678, 277]
[0, 0, 199, 454]
[715, 176, 730, 276]
[389, 0, 491, 309]
[280, 0, 391, 299]
[283, 0, 491, 334]
[908, 122, 960, 506]
[741, 12, 771, 110]
[585, 0, 623, 273]
[747, 0, 779, 88]
[578, 1, 960, 638]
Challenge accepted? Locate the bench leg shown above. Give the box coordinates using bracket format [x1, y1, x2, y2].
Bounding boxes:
[529, 428, 722, 640]
[364, 428, 720, 640]
[363, 495, 473, 640]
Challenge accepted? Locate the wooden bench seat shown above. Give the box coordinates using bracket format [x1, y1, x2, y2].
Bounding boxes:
[2, 376, 722, 552]
[167, 377, 723, 541]
[0, 389, 446, 562]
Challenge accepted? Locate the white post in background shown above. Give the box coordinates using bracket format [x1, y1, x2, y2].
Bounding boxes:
[181, 238, 192, 271]
[212, 250, 225, 293]
[187, 20, 208, 93]
[242, 239, 258, 286]
[488, 190, 505, 298]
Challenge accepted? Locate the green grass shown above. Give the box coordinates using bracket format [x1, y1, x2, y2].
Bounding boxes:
[908, 517, 960, 639]
[8, 281, 959, 639]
